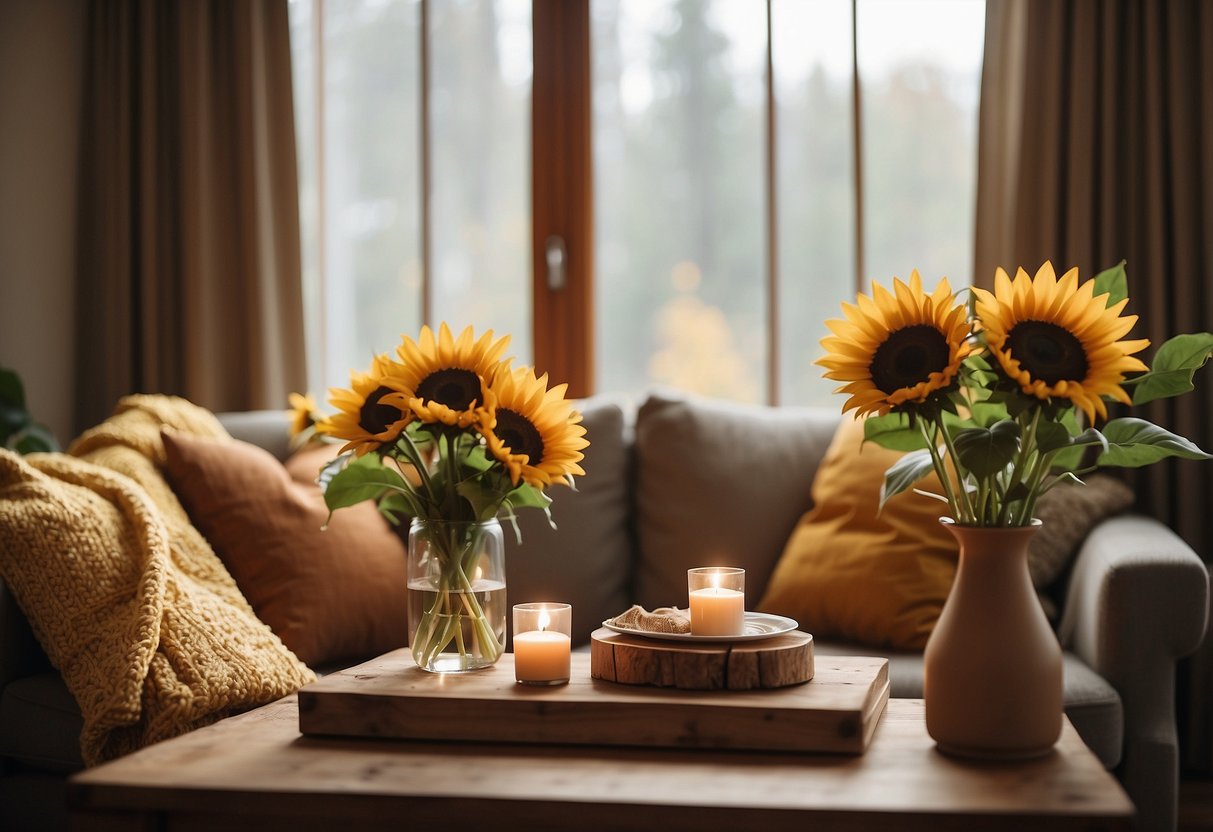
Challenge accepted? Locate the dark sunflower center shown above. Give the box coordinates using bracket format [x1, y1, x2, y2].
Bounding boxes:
[358, 386, 404, 435]
[495, 408, 544, 464]
[1006, 320, 1089, 384]
[869, 325, 951, 393]
[415, 368, 482, 411]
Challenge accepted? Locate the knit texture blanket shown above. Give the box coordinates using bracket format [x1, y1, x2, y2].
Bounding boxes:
[0, 395, 315, 765]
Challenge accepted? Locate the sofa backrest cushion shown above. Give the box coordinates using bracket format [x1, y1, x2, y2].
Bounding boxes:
[632, 392, 837, 610]
[503, 397, 633, 646]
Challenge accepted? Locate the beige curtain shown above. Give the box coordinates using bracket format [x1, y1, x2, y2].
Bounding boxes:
[74, 0, 305, 433]
[975, 0, 1213, 773]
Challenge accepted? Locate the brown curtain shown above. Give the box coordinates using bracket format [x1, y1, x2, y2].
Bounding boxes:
[74, 0, 306, 433]
[975, 0, 1213, 773]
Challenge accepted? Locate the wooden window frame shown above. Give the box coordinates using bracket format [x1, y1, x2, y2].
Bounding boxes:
[531, 0, 594, 398]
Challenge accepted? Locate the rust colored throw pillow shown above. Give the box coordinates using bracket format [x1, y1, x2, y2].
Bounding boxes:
[162, 431, 408, 668]
[758, 417, 958, 650]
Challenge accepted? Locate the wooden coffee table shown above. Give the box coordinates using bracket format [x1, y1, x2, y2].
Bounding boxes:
[69, 656, 1133, 831]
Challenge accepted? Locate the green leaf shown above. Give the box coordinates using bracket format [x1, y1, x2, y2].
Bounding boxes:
[0, 402, 29, 444]
[863, 413, 928, 452]
[323, 454, 411, 511]
[455, 478, 507, 522]
[880, 449, 937, 510]
[0, 367, 25, 408]
[377, 492, 416, 525]
[1129, 333, 1213, 405]
[969, 401, 1010, 428]
[951, 421, 1020, 478]
[1092, 260, 1128, 306]
[1036, 422, 1107, 457]
[1098, 418, 1212, 468]
[11, 424, 58, 454]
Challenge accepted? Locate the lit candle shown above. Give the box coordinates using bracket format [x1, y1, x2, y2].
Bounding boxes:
[513, 604, 572, 685]
[687, 567, 746, 636]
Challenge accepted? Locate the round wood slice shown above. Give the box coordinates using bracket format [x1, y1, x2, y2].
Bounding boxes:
[589, 627, 813, 690]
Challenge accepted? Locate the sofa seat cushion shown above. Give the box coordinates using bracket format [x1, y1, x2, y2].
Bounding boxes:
[813, 640, 1123, 768]
[0, 672, 83, 773]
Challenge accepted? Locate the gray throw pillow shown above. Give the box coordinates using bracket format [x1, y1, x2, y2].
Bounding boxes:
[504, 397, 634, 646]
[632, 391, 838, 611]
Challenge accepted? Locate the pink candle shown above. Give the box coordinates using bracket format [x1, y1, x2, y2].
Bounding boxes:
[689, 587, 745, 636]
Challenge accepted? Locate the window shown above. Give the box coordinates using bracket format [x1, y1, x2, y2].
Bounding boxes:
[290, 0, 985, 407]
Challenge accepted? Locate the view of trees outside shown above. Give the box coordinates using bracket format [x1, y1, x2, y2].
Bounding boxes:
[290, 0, 985, 407]
[594, 0, 985, 406]
[289, 0, 531, 398]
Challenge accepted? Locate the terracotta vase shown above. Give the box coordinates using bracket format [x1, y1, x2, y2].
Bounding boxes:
[923, 518, 1063, 759]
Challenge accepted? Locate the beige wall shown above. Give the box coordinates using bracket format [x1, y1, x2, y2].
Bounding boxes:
[0, 0, 85, 445]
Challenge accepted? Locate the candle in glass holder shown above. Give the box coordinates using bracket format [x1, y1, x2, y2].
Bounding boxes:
[513, 603, 571, 684]
[688, 567, 745, 636]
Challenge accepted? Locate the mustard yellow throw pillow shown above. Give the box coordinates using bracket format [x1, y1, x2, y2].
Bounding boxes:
[758, 416, 957, 650]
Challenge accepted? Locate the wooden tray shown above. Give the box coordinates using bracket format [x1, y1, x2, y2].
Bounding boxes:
[298, 649, 889, 755]
[590, 627, 814, 689]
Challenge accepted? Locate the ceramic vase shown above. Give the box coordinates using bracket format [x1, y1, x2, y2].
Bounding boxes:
[407, 517, 506, 673]
[923, 518, 1063, 758]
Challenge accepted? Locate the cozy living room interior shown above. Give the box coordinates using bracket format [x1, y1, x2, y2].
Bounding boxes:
[2, 0, 1212, 830]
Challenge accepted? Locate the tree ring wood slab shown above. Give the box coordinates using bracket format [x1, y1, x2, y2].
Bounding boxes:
[590, 627, 814, 690]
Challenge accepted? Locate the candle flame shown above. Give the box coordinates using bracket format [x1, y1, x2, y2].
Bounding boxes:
[538, 610, 551, 631]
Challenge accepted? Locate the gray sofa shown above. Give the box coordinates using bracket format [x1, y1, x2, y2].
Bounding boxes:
[0, 392, 1208, 831]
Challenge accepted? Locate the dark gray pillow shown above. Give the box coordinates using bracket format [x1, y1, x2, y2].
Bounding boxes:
[504, 397, 633, 646]
[632, 392, 838, 611]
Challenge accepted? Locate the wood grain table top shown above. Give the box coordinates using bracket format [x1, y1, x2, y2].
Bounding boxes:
[69, 659, 1134, 832]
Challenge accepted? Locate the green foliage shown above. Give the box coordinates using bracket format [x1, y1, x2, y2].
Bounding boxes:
[951, 422, 1020, 478]
[1128, 333, 1213, 405]
[323, 454, 412, 514]
[863, 413, 928, 452]
[1097, 418, 1212, 468]
[0, 366, 60, 454]
[1091, 260, 1128, 306]
[880, 449, 936, 510]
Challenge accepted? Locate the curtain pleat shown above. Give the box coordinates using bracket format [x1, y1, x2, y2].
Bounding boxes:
[75, 0, 305, 433]
[975, 0, 1213, 773]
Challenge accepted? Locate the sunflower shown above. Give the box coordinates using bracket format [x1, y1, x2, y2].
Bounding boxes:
[818, 270, 973, 418]
[317, 353, 413, 457]
[973, 262, 1150, 423]
[478, 366, 588, 488]
[384, 323, 511, 428]
[287, 392, 319, 438]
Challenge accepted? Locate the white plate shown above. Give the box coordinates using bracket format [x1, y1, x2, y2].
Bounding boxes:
[601, 612, 800, 643]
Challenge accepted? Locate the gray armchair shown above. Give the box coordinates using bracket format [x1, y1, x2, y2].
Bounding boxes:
[1060, 515, 1210, 831]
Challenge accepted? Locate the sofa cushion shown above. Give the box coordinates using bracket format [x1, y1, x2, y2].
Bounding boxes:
[758, 416, 958, 649]
[162, 431, 410, 668]
[813, 641, 1123, 768]
[632, 392, 837, 611]
[503, 397, 633, 646]
[0, 672, 83, 773]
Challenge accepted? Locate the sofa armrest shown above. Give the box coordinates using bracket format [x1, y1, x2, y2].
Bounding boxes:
[1058, 513, 1209, 831]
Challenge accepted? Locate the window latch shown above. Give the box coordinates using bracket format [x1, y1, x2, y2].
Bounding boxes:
[545, 235, 567, 292]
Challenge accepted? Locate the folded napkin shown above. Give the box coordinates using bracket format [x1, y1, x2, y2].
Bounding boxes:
[610, 605, 691, 634]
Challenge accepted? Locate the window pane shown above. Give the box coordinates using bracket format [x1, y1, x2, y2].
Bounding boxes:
[772, 0, 856, 407]
[592, 0, 767, 403]
[858, 0, 985, 288]
[288, 0, 323, 395]
[293, 0, 423, 396]
[430, 0, 533, 360]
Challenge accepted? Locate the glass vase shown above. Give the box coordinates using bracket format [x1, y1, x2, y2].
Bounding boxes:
[407, 518, 506, 673]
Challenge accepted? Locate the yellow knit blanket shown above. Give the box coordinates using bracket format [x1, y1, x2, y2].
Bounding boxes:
[0, 395, 314, 765]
